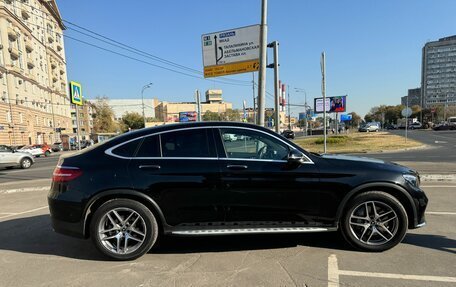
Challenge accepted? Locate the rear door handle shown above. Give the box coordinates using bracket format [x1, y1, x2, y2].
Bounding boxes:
[226, 164, 248, 170]
[139, 165, 161, 170]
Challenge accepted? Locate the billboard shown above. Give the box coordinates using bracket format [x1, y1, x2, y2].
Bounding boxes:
[314, 96, 346, 113]
[202, 25, 260, 78]
[179, 111, 197, 122]
[340, 114, 353, 121]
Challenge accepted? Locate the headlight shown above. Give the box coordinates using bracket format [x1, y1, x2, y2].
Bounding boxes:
[403, 174, 419, 188]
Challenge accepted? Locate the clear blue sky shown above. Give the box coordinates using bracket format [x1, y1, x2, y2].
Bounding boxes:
[58, 0, 456, 117]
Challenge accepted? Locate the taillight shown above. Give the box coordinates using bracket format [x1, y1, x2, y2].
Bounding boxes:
[52, 166, 82, 182]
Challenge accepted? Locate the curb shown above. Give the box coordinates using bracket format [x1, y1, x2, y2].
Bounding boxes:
[421, 174, 456, 182]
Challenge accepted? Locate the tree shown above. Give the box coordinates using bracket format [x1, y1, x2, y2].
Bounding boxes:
[92, 97, 119, 133]
[202, 110, 221, 121]
[121, 112, 144, 131]
[348, 112, 362, 128]
[224, 109, 242, 122]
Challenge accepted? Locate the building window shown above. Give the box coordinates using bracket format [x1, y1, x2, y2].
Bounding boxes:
[7, 111, 12, 123]
[3, 91, 8, 103]
[19, 112, 23, 124]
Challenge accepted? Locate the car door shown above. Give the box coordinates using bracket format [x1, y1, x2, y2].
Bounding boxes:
[128, 127, 223, 226]
[216, 127, 322, 225]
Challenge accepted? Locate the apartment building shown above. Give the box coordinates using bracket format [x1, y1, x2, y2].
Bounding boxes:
[0, 0, 71, 146]
[155, 90, 233, 122]
[422, 36, 456, 108]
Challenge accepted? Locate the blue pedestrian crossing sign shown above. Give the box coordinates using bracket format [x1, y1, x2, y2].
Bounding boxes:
[70, 81, 83, 106]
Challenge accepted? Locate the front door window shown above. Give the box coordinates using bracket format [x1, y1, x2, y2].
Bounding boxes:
[220, 128, 289, 160]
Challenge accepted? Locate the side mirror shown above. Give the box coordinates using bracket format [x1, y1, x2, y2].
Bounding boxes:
[287, 149, 305, 164]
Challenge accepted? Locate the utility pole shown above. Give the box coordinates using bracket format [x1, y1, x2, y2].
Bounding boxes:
[195, 89, 202, 122]
[141, 82, 153, 128]
[252, 72, 256, 124]
[257, 0, 268, 126]
[267, 41, 280, 133]
[287, 84, 291, 130]
[321, 52, 327, 153]
[405, 94, 408, 143]
[75, 104, 81, 150]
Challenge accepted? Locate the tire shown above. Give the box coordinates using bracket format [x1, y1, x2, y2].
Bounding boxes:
[90, 199, 159, 260]
[20, 158, 33, 169]
[45, 151, 51, 157]
[340, 191, 408, 252]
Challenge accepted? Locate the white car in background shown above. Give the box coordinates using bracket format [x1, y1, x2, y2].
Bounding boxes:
[18, 145, 45, 157]
[0, 145, 35, 169]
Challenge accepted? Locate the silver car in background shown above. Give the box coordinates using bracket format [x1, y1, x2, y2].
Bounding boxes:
[0, 145, 35, 169]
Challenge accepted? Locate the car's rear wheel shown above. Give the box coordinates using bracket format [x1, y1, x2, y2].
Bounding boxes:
[45, 150, 51, 157]
[20, 158, 32, 169]
[90, 199, 158, 260]
[340, 191, 408, 252]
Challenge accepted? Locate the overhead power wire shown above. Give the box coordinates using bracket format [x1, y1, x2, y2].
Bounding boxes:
[6, 1, 252, 86]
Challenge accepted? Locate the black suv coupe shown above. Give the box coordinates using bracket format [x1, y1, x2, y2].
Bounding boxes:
[48, 122, 427, 260]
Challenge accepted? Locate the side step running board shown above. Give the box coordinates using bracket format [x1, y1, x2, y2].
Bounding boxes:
[170, 226, 337, 236]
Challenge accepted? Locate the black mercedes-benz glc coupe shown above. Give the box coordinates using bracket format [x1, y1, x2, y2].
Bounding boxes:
[48, 122, 427, 260]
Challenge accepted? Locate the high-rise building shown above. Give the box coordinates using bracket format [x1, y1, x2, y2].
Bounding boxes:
[401, 88, 421, 107]
[0, 0, 71, 146]
[421, 36, 456, 108]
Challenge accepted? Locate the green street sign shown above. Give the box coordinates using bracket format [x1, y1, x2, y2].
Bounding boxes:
[70, 81, 83, 106]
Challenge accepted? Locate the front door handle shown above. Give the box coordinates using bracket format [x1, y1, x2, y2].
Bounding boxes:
[139, 165, 161, 170]
[226, 164, 248, 170]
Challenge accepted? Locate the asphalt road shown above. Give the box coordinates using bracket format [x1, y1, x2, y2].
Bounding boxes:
[0, 183, 454, 287]
[361, 129, 456, 163]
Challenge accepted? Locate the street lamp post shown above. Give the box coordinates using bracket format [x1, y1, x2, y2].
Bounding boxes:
[141, 83, 153, 128]
[295, 88, 308, 136]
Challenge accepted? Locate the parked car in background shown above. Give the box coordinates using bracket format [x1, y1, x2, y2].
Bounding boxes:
[19, 145, 45, 157]
[0, 145, 34, 169]
[33, 144, 52, 156]
[51, 142, 63, 152]
[48, 122, 427, 260]
[433, 122, 455, 131]
[448, 117, 456, 127]
[410, 122, 423, 130]
[11, 145, 26, 151]
[359, 122, 379, 132]
[385, 124, 398, 130]
[281, 129, 295, 139]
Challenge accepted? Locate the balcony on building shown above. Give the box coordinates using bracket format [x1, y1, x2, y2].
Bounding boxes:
[52, 75, 58, 83]
[25, 42, 33, 53]
[48, 34, 54, 43]
[51, 61, 57, 69]
[56, 43, 62, 51]
[21, 8, 30, 20]
[8, 47, 19, 60]
[26, 58, 35, 69]
[7, 27, 17, 40]
[59, 68, 65, 75]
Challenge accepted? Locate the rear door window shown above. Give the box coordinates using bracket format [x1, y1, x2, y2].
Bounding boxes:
[136, 135, 160, 157]
[161, 129, 213, 158]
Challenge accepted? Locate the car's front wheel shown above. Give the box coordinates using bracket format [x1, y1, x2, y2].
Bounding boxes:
[90, 199, 159, 260]
[20, 158, 32, 169]
[340, 191, 408, 252]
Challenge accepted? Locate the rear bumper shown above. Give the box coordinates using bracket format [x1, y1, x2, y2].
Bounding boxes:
[50, 216, 85, 238]
[48, 197, 85, 238]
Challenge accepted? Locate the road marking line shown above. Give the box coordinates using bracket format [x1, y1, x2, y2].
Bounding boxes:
[0, 206, 48, 220]
[327, 254, 456, 287]
[0, 186, 50, 195]
[427, 211, 456, 215]
[327, 254, 339, 287]
[422, 185, 456, 188]
[338, 270, 456, 283]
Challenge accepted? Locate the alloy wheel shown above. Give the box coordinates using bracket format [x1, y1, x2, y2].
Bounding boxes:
[98, 207, 147, 255]
[349, 201, 399, 246]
